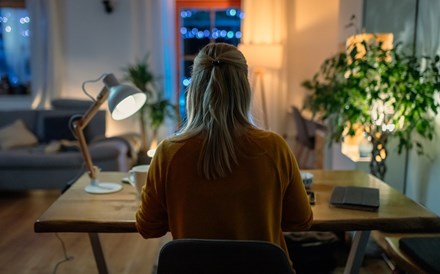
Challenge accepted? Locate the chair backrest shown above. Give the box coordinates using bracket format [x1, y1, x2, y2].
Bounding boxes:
[156, 239, 294, 274]
[292, 106, 315, 149]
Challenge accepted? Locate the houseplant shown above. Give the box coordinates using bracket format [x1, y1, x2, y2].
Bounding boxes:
[302, 34, 440, 179]
[122, 55, 176, 158]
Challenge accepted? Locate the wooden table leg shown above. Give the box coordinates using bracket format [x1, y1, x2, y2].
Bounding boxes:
[344, 230, 371, 274]
[89, 233, 109, 274]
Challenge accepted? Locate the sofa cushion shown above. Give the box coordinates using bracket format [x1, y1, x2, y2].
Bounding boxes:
[41, 115, 77, 142]
[0, 119, 38, 149]
[35, 110, 106, 143]
[0, 110, 37, 133]
[51, 98, 93, 111]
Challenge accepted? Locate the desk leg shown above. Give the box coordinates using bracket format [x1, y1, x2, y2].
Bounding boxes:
[88, 233, 109, 274]
[344, 231, 371, 274]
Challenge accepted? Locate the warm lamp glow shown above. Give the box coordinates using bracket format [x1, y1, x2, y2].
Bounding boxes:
[238, 43, 283, 70]
[147, 149, 156, 158]
[110, 93, 146, 120]
[346, 33, 394, 60]
[237, 43, 283, 129]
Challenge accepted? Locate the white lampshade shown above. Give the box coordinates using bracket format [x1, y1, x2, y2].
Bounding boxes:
[103, 74, 147, 120]
[238, 43, 283, 70]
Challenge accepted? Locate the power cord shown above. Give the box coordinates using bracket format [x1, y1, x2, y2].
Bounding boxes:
[52, 233, 74, 274]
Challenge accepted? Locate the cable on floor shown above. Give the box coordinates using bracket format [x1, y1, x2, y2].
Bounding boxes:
[52, 233, 74, 274]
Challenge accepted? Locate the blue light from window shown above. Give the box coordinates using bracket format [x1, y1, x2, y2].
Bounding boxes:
[0, 7, 31, 96]
[181, 10, 194, 18]
[19, 17, 30, 24]
[182, 78, 191, 87]
[181, 28, 242, 40]
[227, 9, 237, 16]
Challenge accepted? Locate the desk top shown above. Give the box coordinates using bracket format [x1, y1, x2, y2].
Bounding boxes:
[34, 170, 440, 233]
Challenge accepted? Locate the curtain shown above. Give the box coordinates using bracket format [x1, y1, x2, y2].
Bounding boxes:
[241, 0, 287, 134]
[131, 0, 176, 101]
[417, 0, 440, 57]
[27, 0, 63, 109]
[127, 0, 176, 140]
[407, 0, 440, 203]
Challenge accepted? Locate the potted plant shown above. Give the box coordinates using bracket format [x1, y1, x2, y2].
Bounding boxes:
[146, 91, 176, 157]
[302, 34, 440, 179]
[122, 55, 176, 159]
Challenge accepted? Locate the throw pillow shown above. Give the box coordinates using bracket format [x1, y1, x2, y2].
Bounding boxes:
[0, 119, 38, 149]
[41, 116, 76, 143]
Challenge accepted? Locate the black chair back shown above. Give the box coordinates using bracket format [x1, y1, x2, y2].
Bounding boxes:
[292, 106, 315, 149]
[156, 239, 294, 274]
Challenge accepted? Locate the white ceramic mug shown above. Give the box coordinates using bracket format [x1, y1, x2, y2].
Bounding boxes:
[129, 164, 149, 198]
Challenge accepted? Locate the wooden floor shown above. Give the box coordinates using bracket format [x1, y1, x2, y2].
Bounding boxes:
[0, 190, 391, 274]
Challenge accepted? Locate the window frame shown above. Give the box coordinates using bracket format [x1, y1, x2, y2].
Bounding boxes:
[0, 1, 32, 99]
[175, 0, 241, 123]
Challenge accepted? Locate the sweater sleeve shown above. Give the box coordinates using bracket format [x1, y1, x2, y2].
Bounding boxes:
[135, 140, 169, 238]
[277, 136, 314, 231]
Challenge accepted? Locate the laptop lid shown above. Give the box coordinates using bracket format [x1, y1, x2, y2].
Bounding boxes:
[330, 186, 380, 211]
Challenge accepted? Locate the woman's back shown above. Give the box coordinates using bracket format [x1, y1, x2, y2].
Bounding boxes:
[136, 128, 313, 255]
[136, 43, 312, 265]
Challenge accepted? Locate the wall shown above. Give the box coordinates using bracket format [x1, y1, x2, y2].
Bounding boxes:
[61, 0, 172, 138]
[285, 0, 364, 170]
[286, 0, 340, 109]
[284, 0, 340, 152]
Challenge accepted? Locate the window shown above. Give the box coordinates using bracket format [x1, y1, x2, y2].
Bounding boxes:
[175, 1, 242, 122]
[0, 2, 30, 96]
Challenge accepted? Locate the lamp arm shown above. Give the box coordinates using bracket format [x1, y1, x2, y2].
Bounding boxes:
[73, 87, 109, 180]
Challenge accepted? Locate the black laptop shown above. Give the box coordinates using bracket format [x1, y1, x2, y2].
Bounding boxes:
[399, 236, 440, 274]
[329, 186, 380, 211]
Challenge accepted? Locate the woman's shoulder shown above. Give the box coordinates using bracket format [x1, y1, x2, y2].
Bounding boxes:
[242, 128, 291, 156]
[246, 127, 287, 145]
[156, 134, 203, 154]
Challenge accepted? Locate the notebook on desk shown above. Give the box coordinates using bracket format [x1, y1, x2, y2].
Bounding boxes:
[329, 186, 380, 211]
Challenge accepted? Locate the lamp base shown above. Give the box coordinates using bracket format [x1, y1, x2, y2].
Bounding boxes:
[84, 181, 122, 194]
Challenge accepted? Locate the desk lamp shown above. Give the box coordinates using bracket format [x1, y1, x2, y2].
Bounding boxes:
[73, 73, 147, 194]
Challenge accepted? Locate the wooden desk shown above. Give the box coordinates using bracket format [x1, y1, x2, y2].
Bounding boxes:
[35, 170, 440, 274]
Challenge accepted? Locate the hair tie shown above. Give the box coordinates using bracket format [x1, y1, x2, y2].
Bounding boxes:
[212, 59, 221, 66]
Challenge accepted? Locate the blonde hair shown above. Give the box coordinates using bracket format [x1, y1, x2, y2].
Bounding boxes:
[172, 42, 254, 180]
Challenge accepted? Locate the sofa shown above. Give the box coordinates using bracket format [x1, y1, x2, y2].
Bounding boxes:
[0, 99, 141, 191]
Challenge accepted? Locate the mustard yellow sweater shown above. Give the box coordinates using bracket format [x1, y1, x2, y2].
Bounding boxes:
[136, 128, 313, 260]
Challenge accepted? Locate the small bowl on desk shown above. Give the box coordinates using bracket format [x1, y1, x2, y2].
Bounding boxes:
[300, 171, 314, 188]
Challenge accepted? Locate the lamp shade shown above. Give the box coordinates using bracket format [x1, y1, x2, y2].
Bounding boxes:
[103, 74, 147, 120]
[238, 43, 283, 69]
